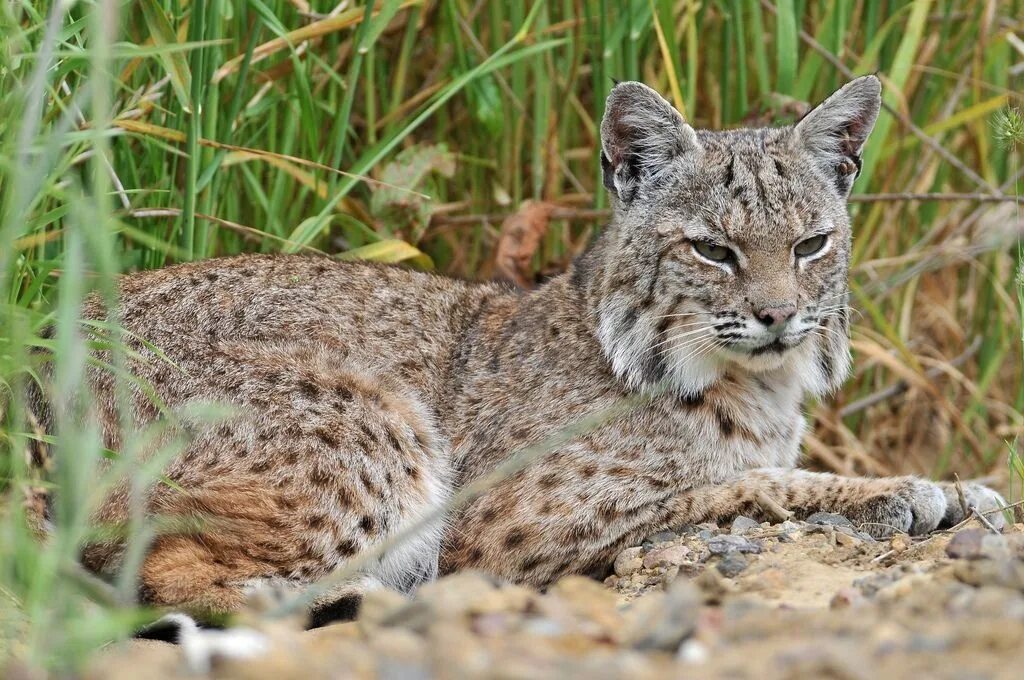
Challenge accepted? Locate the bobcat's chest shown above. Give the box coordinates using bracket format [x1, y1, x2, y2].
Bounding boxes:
[646, 373, 806, 484]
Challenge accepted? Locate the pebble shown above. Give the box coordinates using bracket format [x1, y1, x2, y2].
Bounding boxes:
[1005, 533, 1024, 558]
[830, 587, 865, 609]
[642, 544, 691, 569]
[707, 534, 762, 555]
[835, 530, 860, 547]
[716, 552, 749, 578]
[615, 547, 645, 577]
[622, 579, 700, 651]
[677, 639, 710, 664]
[806, 512, 855, 528]
[890, 533, 912, 553]
[980, 534, 1011, 561]
[954, 559, 1024, 590]
[730, 515, 761, 534]
[644, 530, 678, 544]
[946, 529, 987, 559]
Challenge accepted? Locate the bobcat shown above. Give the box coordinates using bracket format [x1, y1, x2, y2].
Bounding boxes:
[39, 76, 1006, 623]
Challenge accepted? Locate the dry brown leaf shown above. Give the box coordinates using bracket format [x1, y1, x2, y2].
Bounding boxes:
[494, 200, 558, 289]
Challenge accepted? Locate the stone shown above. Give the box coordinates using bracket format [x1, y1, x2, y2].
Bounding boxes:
[358, 588, 410, 628]
[835, 530, 860, 547]
[946, 529, 987, 559]
[1005, 533, 1024, 558]
[645, 530, 678, 544]
[716, 552, 749, 578]
[707, 534, 762, 555]
[980, 534, 1011, 561]
[643, 545, 691, 569]
[545, 576, 624, 638]
[693, 565, 736, 603]
[730, 515, 761, 535]
[622, 579, 700, 651]
[954, 559, 1024, 590]
[615, 547, 645, 576]
[830, 587, 865, 609]
[806, 512, 854, 528]
[890, 533, 912, 553]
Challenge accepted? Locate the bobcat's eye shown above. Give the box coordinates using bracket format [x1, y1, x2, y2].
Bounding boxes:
[794, 235, 828, 257]
[692, 240, 735, 263]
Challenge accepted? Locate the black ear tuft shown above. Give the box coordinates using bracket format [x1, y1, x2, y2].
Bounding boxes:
[599, 82, 699, 203]
[795, 75, 881, 196]
[601, 152, 616, 192]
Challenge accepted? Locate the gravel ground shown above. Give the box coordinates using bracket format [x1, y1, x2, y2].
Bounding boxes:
[87, 517, 1024, 679]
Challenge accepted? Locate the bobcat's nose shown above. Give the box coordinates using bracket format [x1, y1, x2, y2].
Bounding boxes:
[754, 303, 797, 329]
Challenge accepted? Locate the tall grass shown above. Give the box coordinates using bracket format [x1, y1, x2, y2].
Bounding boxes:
[1, 0, 1022, 671]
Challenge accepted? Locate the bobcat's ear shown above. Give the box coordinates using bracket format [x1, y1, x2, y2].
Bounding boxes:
[795, 75, 881, 196]
[600, 82, 699, 203]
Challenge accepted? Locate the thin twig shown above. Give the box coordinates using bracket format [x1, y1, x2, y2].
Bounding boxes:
[972, 507, 1002, 534]
[754, 489, 794, 522]
[838, 336, 982, 418]
[953, 473, 970, 520]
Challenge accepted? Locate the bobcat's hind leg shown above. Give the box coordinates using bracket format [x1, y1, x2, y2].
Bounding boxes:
[124, 351, 452, 619]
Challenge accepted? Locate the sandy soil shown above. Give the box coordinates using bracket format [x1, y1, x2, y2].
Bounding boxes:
[86, 515, 1024, 679]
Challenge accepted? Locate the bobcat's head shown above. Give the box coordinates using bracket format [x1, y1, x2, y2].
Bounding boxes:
[587, 76, 881, 398]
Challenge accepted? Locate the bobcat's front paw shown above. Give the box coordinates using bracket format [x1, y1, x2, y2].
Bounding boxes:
[939, 482, 1008, 531]
[845, 478, 947, 538]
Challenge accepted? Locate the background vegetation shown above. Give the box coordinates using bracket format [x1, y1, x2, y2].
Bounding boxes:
[1, 0, 1022, 671]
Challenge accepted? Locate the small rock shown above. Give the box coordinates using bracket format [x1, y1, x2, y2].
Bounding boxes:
[677, 639, 710, 664]
[954, 559, 1024, 590]
[830, 587, 864, 609]
[806, 512, 854, 528]
[615, 547, 645, 577]
[358, 588, 410, 627]
[1005, 533, 1024, 558]
[980, 534, 1011, 561]
[730, 516, 761, 535]
[643, 545, 691, 569]
[645, 530, 678, 544]
[835, 530, 860, 547]
[890, 533, 912, 553]
[716, 552, 748, 578]
[946, 529, 987, 559]
[693, 566, 736, 603]
[707, 534, 762, 555]
[853, 570, 903, 597]
[622, 579, 700, 651]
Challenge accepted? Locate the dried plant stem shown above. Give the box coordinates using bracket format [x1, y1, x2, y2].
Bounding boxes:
[838, 336, 982, 418]
[971, 507, 1002, 535]
[755, 489, 794, 522]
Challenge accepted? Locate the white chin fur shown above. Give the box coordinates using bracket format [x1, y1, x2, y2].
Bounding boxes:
[660, 346, 724, 396]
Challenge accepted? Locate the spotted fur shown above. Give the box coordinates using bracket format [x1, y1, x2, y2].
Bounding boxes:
[34, 77, 1005, 616]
